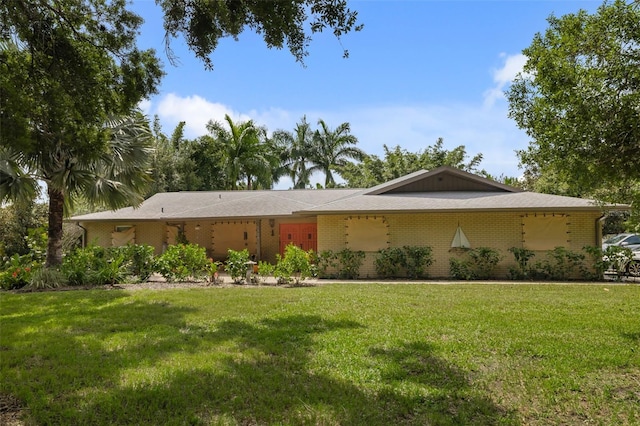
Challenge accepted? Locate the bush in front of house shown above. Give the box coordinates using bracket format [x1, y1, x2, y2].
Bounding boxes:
[156, 243, 210, 282]
[374, 246, 434, 279]
[402, 245, 434, 279]
[0, 254, 38, 290]
[375, 247, 406, 278]
[336, 248, 365, 279]
[529, 246, 584, 281]
[449, 247, 502, 280]
[274, 244, 314, 286]
[315, 250, 338, 278]
[62, 245, 127, 285]
[115, 244, 157, 282]
[507, 247, 536, 280]
[225, 248, 251, 284]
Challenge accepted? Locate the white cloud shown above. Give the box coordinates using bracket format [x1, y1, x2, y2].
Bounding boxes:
[152, 93, 251, 138]
[146, 88, 529, 188]
[483, 53, 527, 108]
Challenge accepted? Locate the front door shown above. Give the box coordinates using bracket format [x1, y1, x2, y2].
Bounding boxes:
[280, 223, 317, 254]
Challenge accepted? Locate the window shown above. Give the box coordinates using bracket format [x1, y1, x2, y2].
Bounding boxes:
[522, 214, 568, 251]
[345, 216, 388, 252]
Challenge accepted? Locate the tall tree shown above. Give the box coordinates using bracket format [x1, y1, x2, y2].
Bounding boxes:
[1, 1, 162, 267]
[0, 112, 155, 266]
[309, 119, 365, 187]
[507, 0, 640, 194]
[272, 116, 315, 189]
[206, 115, 272, 190]
[340, 140, 484, 188]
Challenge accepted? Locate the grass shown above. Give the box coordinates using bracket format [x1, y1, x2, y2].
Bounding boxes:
[1, 283, 639, 425]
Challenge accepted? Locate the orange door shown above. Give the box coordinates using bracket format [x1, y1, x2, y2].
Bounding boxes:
[280, 223, 317, 254]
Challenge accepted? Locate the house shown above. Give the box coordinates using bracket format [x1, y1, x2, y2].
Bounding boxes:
[70, 166, 620, 278]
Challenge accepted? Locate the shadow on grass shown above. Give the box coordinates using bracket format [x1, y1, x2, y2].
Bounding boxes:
[370, 341, 514, 424]
[2, 293, 516, 425]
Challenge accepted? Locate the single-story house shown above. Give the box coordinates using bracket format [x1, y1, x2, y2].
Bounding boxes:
[70, 166, 622, 278]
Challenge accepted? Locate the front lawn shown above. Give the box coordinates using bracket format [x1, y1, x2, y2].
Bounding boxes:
[1, 284, 639, 425]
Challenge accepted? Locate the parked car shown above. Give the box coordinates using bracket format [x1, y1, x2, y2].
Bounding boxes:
[604, 247, 640, 278]
[627, 250, 640, 278]
[602, 233, 640, 251]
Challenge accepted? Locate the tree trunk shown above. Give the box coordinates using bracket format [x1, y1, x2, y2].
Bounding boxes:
[45, 186, 65, 268]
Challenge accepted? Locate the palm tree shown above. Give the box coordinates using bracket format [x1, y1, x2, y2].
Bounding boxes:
[272, 116, 315, 189]
[206, 115, 273, 190]
[0, 112, 153, 267]
[309, 119, 365, 188]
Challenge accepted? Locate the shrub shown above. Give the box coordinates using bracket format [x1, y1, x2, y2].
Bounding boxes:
[467, 247, 502, 280]
[156, 244, 210, 282]
[449, 247, 502, 280]
[375, 247, 406, 278]
[28, 267, 67, 290]
[315, 250, 338, 278]
[274, 244, 313, 286]
[449, 257, 474, 280]
[255, 261, 274, 284]
[581, 246, 607, 281]
[118, 244, 156, 282]
[531, 247, 585, 281]
[225, 249, 251, 284]
[61, 245, 114, 286]
[336, 248, 365, 279]
[402, 246, 434, 279]
[508, 247, 536, 280]
[0, 254, 37, 290]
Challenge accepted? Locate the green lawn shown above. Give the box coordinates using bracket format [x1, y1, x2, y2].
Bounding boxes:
[1, 284, 639, 425]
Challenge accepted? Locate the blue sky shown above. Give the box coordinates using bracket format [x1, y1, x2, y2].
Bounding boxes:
[132, 0, 601, 188]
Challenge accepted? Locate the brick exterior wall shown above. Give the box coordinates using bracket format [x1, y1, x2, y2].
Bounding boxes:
[318, 211, 602, 279]
[81, 210, 601, 279]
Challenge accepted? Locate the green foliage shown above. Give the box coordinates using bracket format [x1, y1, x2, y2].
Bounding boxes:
[28, 267, 67, 290]
[402, 245, 434, 279]
[531, 247, 585, 281]
[581, 246, 608, 281]
[340, 140, 484, 188]
[274, 244, 313, 286]
[225, 249, 251, 284]
[0, 254, 37, 290]
[255, 261, 275, 284]
[156, 244, 210, 283]
[61, 246, 124, 286]
[315, 250, 338, 278]
[375, 247, 406, 278]
[507, 247, 536, 280]
[449, 257, 475, 281]
[507, 0, 640, 214]
[207, 115, 276, 190]
[116, 244, 157, 282]
[449, 247, 502, 280]
[0, 201, 47, 258]
[309, 119, 364, 188]
[336, 248, 365, 279]
[160, 0, 362, 69]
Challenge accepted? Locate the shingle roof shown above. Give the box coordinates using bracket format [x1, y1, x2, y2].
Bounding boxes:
[295, 190, 602, 214]
[70, 189, 361, 221]
[70, 166, 620, 222]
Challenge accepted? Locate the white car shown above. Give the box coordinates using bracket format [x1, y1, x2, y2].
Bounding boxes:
[602, 233, 640, 251]
[627, 250, 640, 278]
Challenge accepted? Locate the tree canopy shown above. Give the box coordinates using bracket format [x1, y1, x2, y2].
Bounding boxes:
[160, 0, 363, 69]
[340, 140, 484, 188]
[507, 0, 640, 194]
